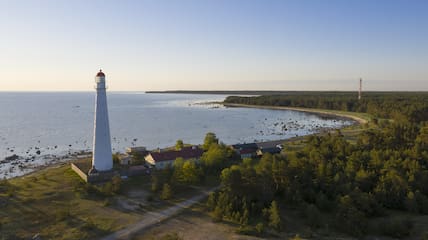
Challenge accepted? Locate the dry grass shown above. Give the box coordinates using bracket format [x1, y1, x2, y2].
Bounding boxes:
[0, 164, 141, 240]
[0, 163, 219, 240]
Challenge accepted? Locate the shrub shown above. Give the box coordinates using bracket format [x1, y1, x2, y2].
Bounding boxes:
[112, 153, 120, 165]
[206, 192, 216, 211]
[101, 182, 113, 196]
[255, 222, 265, 234]
[160, 183, 172, 200]
[212, 206, 223, 222]
[159, 233, 183, 240]
[102, 198, 113, 206]
[289, 234, 303, 240]
[111, 175, 122, 193]
[268, 201, 281, 231]
[82, 218, 96, 231]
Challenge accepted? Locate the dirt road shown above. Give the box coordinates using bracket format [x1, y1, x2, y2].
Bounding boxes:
[100, 187, 218, 240]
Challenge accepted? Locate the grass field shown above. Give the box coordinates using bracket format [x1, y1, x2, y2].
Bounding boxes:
[0, 164, 142, 239]
[0, 162, 221, 240]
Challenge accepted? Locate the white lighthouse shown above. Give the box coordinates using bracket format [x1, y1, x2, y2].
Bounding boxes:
[90, 69, 113, 173]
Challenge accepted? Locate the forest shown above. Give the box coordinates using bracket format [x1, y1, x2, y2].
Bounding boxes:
[224, 92, 428, 123]
[208, 92, 428, 238]
[134, 92, 428, 238]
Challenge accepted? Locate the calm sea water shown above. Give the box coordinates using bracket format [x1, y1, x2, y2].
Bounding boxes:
[0, 92, 353, 178]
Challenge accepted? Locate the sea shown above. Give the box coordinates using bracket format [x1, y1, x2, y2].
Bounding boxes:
[0, 92, 354, 178]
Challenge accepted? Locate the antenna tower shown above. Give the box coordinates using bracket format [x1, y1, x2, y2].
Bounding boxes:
[358, 78, 362, 100]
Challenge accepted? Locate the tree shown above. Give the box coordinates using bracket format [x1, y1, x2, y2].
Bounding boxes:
[181, 161, 202, 184]
[173, 158, 202, 184]
[220, 166, 243, 194]
[151, 168, 173, 192]
[172, 157, 185, 182]
[201, 143, 228, 172]
[206, 192, 217, 210]
[335, 195, 367, 236]
[160, 183, 172, 200]
[268, 201, 281, 231]
[203, 132, 218, 150]
[112, 153, 121, 166]
[241, 208, 249, 226]
[175, 139, 184, 150]
[374, 169, 408, 209]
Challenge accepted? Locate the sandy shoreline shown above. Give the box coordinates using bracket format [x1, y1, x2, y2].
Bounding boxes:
[222, 103, 369, 125]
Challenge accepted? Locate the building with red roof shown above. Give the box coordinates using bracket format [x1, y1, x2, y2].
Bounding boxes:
[144, 146, 203, 169]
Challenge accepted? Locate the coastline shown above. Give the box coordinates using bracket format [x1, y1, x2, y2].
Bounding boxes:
[3, 102, 367, 180]
[222, 103, 370, 125]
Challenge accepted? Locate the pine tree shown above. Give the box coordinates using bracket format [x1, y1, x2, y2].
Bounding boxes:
[268, 201, 281, 231]
[206, 192, 217, 211]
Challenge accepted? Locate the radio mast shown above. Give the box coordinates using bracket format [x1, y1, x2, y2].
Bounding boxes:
[358, 78, 362, 100]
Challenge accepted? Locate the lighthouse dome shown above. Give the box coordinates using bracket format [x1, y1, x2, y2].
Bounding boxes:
[96, 70, 105, 77]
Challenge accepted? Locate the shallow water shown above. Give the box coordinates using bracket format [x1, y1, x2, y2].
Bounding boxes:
[0, 92, 353, 178]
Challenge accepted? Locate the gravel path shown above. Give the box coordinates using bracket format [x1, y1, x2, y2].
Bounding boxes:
[100, 187, 218, 240]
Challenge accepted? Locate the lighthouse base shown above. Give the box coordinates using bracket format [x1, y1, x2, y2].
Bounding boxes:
[71, 160, 119, 183]
[87, 168, 118, 183]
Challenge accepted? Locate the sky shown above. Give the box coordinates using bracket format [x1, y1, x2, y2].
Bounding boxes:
[0, 0, 427, 91]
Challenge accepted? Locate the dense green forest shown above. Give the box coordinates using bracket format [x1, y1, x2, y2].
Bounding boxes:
[142, 93, 428, 238]
[214, 93, 428, 237]
[150, 123, 428, 238]
[209, 125, 428, 237]
[225, 92, 428, 123]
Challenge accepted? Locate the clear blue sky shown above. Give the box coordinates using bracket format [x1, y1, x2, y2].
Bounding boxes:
[0, 0, 427, 91]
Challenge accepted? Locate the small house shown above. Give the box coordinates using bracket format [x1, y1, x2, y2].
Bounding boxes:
[256, 147, 282, 156]
[119, 155, 132, 165]
[231, 143, 258, 159]
[255, 140, 283, 156]
[144, 146, 204, 169]
[126, 146, 148, 156]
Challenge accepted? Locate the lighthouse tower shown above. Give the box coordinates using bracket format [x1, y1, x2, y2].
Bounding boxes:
[90, 69, 113, 173]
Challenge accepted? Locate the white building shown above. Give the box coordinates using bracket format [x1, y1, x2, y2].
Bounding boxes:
[89, 69, 113, 173]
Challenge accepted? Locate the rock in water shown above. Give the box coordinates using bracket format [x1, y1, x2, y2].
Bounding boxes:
[5, 154, 19, 161]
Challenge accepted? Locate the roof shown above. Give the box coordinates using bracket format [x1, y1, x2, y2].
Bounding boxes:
[232, 143, 258, 150]
[239, 148, 257, 155]
[258, 147, 281, 154]
[126, 146, 147, 153]
[148, 146, 204, 162]
[96, 69, 105, 77]
[256, 140, 284, 149]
